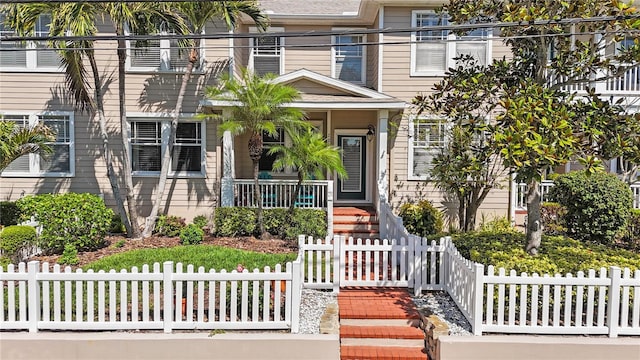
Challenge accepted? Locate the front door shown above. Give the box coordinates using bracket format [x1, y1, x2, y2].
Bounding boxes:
[337, 135, 366, 201]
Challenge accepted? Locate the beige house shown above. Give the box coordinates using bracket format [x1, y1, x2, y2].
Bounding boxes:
[1, 0, 638, 231]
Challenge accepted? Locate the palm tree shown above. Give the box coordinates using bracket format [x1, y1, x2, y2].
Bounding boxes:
[0, 120, 53, 172]
[204, 68, 308, 238]
[269, 127, 347, 213]
[142, 1, 268, 237]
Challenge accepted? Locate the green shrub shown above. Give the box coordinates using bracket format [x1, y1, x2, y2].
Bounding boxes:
[620, 209, 640, 251]
[540, 202, 567, 236]
[192, 215, 209, 229]
[0, 201, 21, 226]
[281, 209, 327, 240]
[180, 224, 204, 245]
[548, 171, 632, 245]
[16, 193, 112, 255]
[0, 225, 37, 264]
[154, 215, 186, 237]
[213, 207, 327, 240]
[214, 207, 256, 237]
[398, 200, 444, 237]
[58, 244, 79, 265]
[109, 214, 125, 234]
[452, 231, 640, 275]
[479, 216, 517, 233]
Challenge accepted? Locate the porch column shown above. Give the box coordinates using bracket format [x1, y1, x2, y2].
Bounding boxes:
[377, 110, 389, 203]
[221, 109, 235, 207]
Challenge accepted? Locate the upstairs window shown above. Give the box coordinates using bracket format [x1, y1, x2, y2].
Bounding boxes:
[1, 112, 74, 176]
[250, 30, 283, 76]
[0, 13, 61, 71]
[128, 30, 199, 72]
[411, 11, 490, 76]
[408, 117, 447, 179]
[129, 119, 205, 176]
[332, 34, 366, 84]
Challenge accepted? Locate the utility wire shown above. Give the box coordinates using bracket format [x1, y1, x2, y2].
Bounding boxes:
[0, 29, 635, 53]
[2, 14, 640, 42]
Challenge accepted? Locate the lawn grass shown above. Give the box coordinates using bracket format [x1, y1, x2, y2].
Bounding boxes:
[82, 245, 298, 272]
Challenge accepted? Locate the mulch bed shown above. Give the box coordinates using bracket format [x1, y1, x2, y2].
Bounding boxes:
[29, 235, 299, 269]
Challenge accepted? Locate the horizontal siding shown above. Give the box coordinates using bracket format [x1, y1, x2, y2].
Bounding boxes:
[283, 25, 332, 76]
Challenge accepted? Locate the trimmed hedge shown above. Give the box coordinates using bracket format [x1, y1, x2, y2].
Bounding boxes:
[214, 207, 327, 240]
[16, 193, 112, 255]
[452, 231, 640, 275]
[548, 171, 632, 245]
[398, 200, 444, 237]
[154, 215, 186, 237]
[0, 225, 37, 264]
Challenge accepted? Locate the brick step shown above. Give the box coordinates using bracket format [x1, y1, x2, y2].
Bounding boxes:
[341, 325, 424, 340]
[340, 345, 427, 360]
[333, 207, 376, 217]
[333, 214, 378, 223]
[341, 338, 425, 347]
[333, 230, 380, 240]
[333, 222, 380, 231]
[340, 318, 421, 327]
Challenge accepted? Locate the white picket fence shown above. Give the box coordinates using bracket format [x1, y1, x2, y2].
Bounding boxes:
[0, 259, 303, 333]
[516, 181, 640, 210]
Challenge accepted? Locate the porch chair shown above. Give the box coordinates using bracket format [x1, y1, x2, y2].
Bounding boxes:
[294, 176, 315, 208]
[258, 172, 278, 207]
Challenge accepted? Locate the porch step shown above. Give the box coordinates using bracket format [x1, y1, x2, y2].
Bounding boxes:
[339, 288, 428, 360]
[340, 345, 427, 360]
[333, 207, 380, 239]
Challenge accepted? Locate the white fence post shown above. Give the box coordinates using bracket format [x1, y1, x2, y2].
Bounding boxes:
[472, 263, 484, 336]
[412, 236, 421, 296]
[333, 235, 342, 293]
[290, 259, 302, 333]
[163, 261, 173, 334]
[607, 266, 621, 338]
[327, 180, 334, 236]
[27, 261, 40, 333]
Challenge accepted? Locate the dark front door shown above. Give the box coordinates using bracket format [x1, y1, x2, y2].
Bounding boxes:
[337, 135, 366, 200]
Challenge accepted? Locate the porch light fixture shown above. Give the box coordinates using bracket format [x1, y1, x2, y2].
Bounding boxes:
[366, 124, 375, 142]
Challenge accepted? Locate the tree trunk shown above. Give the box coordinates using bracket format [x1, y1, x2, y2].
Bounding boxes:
[253, 158, 266, 237]
[289, 172, 304, 214]
[88, 53, 132, 236]
[116, 32, 141, 238]
[142, 44, 199, 238]
[525, 179, 543, 255]
[465, 201, 479, 232]
[457, 194, 466, 231]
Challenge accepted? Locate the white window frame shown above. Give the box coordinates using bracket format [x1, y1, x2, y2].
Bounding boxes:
[0, 13, 63, 72]
[407, 115, 448, 180]
[410, 10, 492, 77]
[125, 28, 205, 73]
[127, 114, 206, 178]
[249, 27, 285, 76]
[331, 30, 366, 85]
[0, 111, 75, 177]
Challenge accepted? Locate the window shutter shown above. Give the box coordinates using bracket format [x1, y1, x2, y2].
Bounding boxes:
[456, 42, 487, 66]
[131, 41, 161, 68]
[415, 42, 446, 72]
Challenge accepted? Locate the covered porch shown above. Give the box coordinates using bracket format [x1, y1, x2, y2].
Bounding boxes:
[201, 69, 406, 234]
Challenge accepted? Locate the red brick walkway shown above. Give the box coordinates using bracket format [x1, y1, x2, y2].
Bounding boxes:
[338, 288, 428, 360]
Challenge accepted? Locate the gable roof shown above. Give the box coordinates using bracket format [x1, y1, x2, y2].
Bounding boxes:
[200, 69, 406, 110]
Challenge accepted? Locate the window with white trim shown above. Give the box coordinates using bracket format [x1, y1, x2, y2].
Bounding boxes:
[332, 34, 365, 84]
[0, 13, 61, 71]
[128, 30, 201, 72]
[408, 117, 447, 178]
[250, 29, 283, 76]
[129, 119, 205, 176]
[1, 112, 74, 176]
[411, 11, 490, 76]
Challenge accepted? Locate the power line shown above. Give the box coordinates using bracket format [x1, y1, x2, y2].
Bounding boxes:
[2, 14, 640, 43]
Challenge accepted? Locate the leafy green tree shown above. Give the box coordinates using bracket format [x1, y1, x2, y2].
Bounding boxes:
[269, 127, 347, 214]
[0, 120, 53, 171]
[204, 69, 308, 238]
[142, 1, 267, 237]
[417, 0, 640, 254]
[416, 56, 507, 231]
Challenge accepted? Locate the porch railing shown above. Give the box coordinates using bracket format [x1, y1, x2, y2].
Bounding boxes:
[547, 65, 640, 95]
[516, 181, 640, 210]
